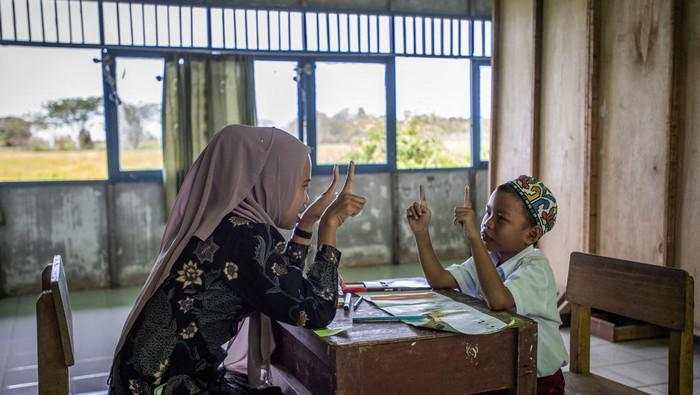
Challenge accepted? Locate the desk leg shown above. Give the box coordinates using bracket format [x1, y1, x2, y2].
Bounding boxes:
[512, 321, 537, 395]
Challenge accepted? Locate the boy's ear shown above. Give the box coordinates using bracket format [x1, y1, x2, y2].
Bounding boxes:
[525, 226, 543, 245]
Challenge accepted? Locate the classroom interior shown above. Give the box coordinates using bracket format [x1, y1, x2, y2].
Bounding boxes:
[1, 0, 699, 393]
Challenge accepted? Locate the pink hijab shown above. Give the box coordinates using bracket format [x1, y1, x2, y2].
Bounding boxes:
[114, 124, 310, 387]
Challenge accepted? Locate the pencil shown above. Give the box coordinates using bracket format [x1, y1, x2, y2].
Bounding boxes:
[352, 295, 364, 311]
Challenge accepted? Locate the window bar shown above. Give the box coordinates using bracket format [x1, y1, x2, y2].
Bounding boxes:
[287, 11, 291, 51]
[266, 10, 271, 50]
[97, 0, 104, 45]
[412, 17, 416, 54]
[374, 15, 379, 52]
[440, 18, 444, 56]
[468, 20, 473, 56]
[335, 13, 340, 52]
[12, 0, 17, 40]
[154, 4, 159, 46]
[166, 5, 170, 46]
[244, 9, 249, 49]
[300, 11, 306, 51]
[25, 0, 31, 40]
[326, 13, 331, 52]
[178, 6, 182, 46]
[389, 15, 395, 54]
[345, 14, 349, 52]
[189, 6, 193, 47]
[140, 2, 145, 45]
[316, 12, 321, 52]
[363, 15, 368, 52]
[255, 9, 259, 50]
[115, 1, 122, 44]
[80, 0, 87, 43]
[355, 14, 359, 52]
[453, 19, 459, 56]
[442, 19, 453, 55]
[401, 17, 406, 54]
[277, 11, 281, 50]
[232, 9, 237, 49]
[39, 0, 46, 41]
[68, 0, 74, 43]
[424, 17, 429, 55]
[479, 22, 484, 55]
[221, 8, 226, 48]
[324, 12, 329, 52]
[0, 0, 3, 40]
[432, 18, 437, 55]
[129, 1, 134, 45]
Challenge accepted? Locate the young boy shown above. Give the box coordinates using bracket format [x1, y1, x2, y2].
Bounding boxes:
[406, 175, 568, 394]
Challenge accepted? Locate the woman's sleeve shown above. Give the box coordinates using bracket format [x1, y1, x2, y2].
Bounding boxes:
[229, 224, 340, 329]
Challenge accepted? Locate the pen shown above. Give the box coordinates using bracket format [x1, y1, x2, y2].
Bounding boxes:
[352, 295, 364, 311]
[342, 293, 352, 311]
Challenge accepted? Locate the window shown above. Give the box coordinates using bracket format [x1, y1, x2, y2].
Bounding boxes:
[314, 61, 387, 165]
[479, 65, 492, 162]
[116, 57, 164, 171]
[395, 57, 471, 169]
[254, 60, 299, 136]
[0, 46, 106, 181]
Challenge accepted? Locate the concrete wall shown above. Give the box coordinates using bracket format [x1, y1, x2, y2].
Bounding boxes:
[0, 168, 488, 296]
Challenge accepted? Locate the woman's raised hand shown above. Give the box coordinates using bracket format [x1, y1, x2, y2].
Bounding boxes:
[320, 161, 367, 228]
[299, 165, 340, 227]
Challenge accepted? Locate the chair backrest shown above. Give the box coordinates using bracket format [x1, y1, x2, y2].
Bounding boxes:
[37, 255, 75, 395]
[566, 252, 694, 395]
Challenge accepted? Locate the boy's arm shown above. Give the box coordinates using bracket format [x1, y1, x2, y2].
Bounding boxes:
[468, 234, 515, 311]
[407, 185, 458, 290]
[414, 230, 458, 289]
[455, 186, 515, 311]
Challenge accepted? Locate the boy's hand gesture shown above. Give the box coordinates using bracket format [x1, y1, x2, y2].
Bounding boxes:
[406, 185, 431, 235]
[454, 185, 480, 240]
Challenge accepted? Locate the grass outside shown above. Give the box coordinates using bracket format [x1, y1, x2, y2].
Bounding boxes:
[0, 147, 162, 181]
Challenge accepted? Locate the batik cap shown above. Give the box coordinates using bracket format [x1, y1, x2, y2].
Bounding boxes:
[508, 175, 557, 233]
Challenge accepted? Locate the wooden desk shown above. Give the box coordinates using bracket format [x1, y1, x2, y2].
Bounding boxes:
[272, 289, 537, 394]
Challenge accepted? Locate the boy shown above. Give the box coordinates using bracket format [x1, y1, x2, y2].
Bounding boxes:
[406, 175, 568, 394]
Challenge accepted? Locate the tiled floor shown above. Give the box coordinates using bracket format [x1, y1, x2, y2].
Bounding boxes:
[1, 266, 698, 394]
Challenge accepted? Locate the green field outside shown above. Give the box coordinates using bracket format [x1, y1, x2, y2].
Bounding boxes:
[0, 147, 163, 181]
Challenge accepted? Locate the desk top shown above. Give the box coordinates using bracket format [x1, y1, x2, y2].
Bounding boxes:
[306, 289, 532, 346]
[273, 289, 538, 394]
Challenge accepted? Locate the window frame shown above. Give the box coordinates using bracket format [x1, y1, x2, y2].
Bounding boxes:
[103, 48, 165, 183]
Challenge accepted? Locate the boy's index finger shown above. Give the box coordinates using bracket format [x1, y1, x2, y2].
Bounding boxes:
[464, 185, 471, 207]
[419, 184, 427, 202]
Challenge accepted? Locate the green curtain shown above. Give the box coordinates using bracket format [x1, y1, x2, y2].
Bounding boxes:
[162, 55, 257, 212]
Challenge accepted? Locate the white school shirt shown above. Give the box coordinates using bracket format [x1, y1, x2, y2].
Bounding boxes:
[446, 245, 568, 377]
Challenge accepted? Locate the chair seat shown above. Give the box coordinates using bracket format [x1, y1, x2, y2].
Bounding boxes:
[564, 372, 647, 395]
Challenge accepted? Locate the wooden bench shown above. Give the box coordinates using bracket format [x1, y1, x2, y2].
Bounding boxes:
[565, 252, 694, 395]
[36, 255, 75, 395]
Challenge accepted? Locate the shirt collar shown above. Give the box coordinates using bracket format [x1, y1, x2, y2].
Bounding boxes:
[494, 245, 536, 276]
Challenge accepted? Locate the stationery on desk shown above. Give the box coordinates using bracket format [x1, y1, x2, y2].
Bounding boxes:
[341, 276, 431, 293]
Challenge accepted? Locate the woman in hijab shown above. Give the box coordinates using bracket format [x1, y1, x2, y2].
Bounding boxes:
[109, 124, 366, 394]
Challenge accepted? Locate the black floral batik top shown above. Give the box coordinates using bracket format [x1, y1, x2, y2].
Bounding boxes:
[109, 213, 340, 395]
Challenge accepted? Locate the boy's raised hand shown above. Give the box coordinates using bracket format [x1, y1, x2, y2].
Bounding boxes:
[406, 184, 431, 235]
[454, 185, 480, 240]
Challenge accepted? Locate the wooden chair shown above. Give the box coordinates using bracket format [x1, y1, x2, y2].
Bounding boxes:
[565, 252, 694, 395]
[36, 255, 75, 395]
